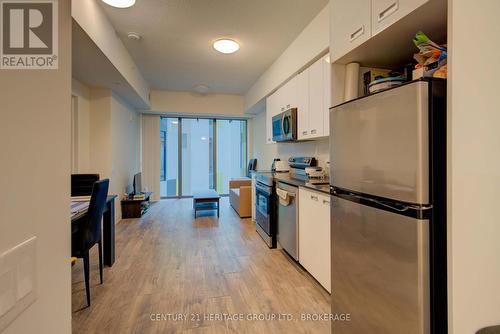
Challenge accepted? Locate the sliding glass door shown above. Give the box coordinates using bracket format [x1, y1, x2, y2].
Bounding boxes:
[160, 117, 247, 197]
[181, 118, 214, 196]
[160, 118, 179, 197]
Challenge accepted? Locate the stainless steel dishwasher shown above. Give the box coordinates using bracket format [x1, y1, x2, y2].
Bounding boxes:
[276, 181, 299, 260]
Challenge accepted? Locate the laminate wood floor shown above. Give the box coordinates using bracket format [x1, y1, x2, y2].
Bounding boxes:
[72, 197, 331, 334]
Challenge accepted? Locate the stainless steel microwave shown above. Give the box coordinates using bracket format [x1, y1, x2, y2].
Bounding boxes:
[272, 108, 297, 142]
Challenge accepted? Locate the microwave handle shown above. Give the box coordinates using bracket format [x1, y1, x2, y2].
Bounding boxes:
[281, 115, 286, 135]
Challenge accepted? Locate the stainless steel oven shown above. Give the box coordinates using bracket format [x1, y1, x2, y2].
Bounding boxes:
[272, 108, 297, 142]
[255, 174, 276, 248]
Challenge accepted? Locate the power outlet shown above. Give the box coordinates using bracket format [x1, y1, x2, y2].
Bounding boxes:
[0, 237, 37, 332]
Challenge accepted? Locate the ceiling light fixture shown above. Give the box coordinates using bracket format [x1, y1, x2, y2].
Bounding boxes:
[101, 0, 136, 8]
[127, 32, 141, 41]
[193, 84, 210, 94]
[213, 39, 240, 54]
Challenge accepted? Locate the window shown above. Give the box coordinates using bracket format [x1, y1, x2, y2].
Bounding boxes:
[160, 118, 179, 197]
[160, 117, 247, 197]
[181, 118, 214, 196]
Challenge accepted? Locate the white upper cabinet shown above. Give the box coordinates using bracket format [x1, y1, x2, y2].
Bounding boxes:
[308, 58, 324, 138]
[266, 77, 299, 144]
[296, 70, 309, 140]
[266, 56, 332, 142]
[266, 88, 281, 144]
[330, 0, 430, 63]
[371, 0, 428, 35]
[330, 0, 371, 62]
[281, 76, 298, 113]
[323, 56, 332, 136]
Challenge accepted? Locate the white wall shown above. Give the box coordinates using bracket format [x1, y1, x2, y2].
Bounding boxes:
[447, 1, 500, 333]
[250, 111, 329, 171]
[110, 94, 141, 201]
[245, 5, 330, 111]
[148, 90, 246, 117]
[71, 81, 141, 221]
[0, 0, 72, 333]
[88, 87, 113, 179]
[141, 115, 161, 201]
[72, 79, 91, 172]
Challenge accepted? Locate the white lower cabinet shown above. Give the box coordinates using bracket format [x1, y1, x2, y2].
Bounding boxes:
[298, 187, 331, 292]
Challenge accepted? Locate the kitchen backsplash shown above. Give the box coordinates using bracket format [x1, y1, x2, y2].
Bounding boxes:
[274, 138, 330, 171]
[250, 110, 330, 174]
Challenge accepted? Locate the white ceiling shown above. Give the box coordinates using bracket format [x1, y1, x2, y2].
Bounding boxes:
[98, 0, 328, 95]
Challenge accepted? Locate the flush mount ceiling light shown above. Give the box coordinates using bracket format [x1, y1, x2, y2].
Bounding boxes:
[127, 32, 141, 41]
[213, 39, 240, 54]
[101, 0, 136, 8]
[193, 84, 210, 94]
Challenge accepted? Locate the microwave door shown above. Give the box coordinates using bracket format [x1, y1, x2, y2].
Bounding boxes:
[272, 115, 283, 141]
[282, 116, 290, 137]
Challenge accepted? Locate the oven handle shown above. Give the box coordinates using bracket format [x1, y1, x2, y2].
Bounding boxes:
[255, 182, 272, 195]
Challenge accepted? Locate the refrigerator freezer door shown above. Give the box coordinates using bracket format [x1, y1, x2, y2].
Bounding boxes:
[331, 195, 429, 334]
[330, 81, 429, 204]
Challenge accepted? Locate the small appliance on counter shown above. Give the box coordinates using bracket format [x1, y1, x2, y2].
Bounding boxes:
[289, 157, 329, 185]
[288, 156, 317, 177]
[274, 160, 290, 172]
[304, 166, 325, 178]
[271, 158, 290, 172]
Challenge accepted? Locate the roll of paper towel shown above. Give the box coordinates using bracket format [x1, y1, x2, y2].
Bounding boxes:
[344, 62, 360, 101]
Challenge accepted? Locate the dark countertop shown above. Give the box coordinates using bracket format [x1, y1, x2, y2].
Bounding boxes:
[270, 172, 330, 195]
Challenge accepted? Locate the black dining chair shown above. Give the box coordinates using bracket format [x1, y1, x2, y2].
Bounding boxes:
[72, 179, 109, 307]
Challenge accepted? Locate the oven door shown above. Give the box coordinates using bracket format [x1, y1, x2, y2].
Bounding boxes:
[255, 183, 272, 236]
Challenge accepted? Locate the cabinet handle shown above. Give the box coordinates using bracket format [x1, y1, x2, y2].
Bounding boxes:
[311, 195, 318, 201]
[349, 25, 365, 42]
[311, 129, 317, 134]
[378, 1, 399, 22]
[323, 199, 330, 205]
[302, 131, 308, 135]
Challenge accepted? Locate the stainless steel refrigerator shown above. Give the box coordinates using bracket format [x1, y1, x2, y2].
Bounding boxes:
[329, 79, 447, 334]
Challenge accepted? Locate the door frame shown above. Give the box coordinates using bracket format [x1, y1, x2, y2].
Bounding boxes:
[160, 116, 248, 199]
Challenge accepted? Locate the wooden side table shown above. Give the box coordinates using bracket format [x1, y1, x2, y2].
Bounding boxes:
[121, 192, 152, 218]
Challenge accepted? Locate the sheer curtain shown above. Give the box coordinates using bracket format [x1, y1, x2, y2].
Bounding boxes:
[141, 115, 161, 201]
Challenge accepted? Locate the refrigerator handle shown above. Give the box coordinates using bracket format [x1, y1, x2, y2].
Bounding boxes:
[333, 189, 433, 212]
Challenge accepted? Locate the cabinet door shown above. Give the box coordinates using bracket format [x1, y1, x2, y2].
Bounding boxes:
[330, 0, 371, 62]
[323, 56, 332, 136]
[308, 58, 324, 138]
[266, 92, 277, 144]
[296, 70, 309, 140]
[316, 192, 331, 292]
[371, 0, 428, 35]
[298, 188, 331, 292]
[281, 76, 298, 111]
